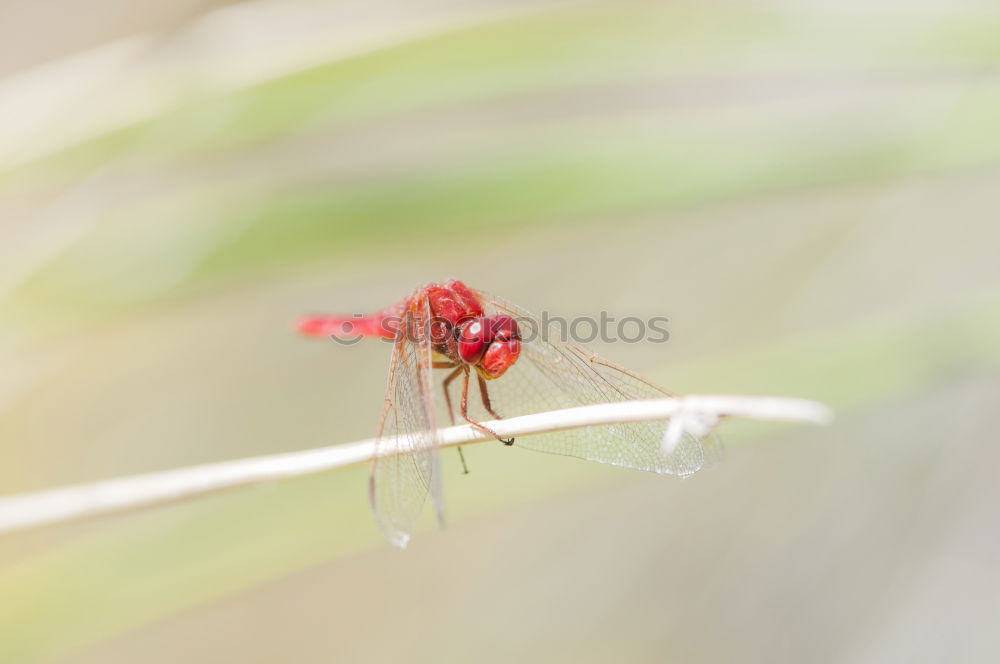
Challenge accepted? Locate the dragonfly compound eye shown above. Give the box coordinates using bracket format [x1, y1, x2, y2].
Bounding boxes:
[490, 314, 520, 342]
[458, 318, 489, 364]
[480, 337, 520, 378]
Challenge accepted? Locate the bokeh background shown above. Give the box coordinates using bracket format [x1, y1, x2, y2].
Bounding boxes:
[2, 1, 1000, 662]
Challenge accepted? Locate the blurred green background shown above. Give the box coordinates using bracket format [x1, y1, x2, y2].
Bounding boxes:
[2, 0, 1000, 662]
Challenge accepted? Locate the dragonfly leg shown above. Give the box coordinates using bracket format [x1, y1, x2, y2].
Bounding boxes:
[438, 362, 471, 472]
[460, 367, 514, 446]
[476, 375, 503, 420]
[476, 375, 513, 445]
[439, 365, 462, 425]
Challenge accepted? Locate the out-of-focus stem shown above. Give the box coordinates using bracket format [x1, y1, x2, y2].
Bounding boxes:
[0, 395, 832, 536]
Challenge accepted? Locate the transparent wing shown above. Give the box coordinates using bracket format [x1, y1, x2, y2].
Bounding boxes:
[369, 293, 443, 548]
[471, 290, 723, 477]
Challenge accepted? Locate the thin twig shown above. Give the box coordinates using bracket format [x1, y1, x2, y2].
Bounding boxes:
[0, 395, 832, 536]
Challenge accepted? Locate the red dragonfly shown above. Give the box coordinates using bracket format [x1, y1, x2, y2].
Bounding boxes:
[299, 280, 720, 547]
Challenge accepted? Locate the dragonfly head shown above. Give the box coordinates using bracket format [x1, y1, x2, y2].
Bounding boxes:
[457, 314, 521, 379]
